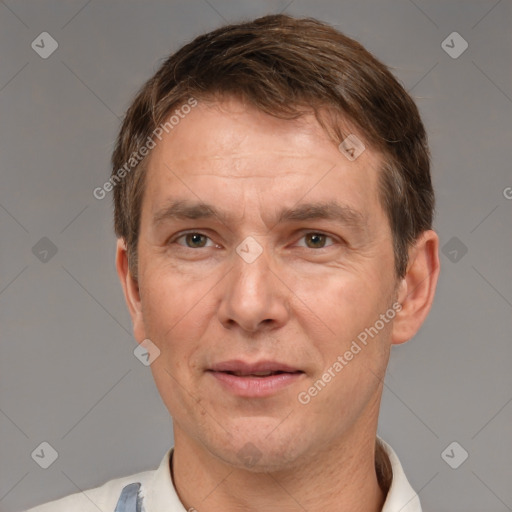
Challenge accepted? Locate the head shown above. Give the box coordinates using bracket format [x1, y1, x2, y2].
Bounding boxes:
[113, 14, 439, 471]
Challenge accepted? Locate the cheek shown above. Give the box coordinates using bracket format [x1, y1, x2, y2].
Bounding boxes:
[293, 267, 386, 340]
[291, 265, 394, 402]
[141, 263, 208, 327]
[139, 269, 213, 370]
[140, 272, 210, 416]
[295, 278, 392, 428]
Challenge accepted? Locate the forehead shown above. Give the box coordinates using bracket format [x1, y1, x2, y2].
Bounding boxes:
[151, 97, 371, 164]
[142, 97, 385, 225]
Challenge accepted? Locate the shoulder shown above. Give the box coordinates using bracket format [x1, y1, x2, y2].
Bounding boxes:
[24, 468, 155, 512]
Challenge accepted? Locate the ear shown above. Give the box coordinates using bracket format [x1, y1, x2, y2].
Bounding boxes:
[391, 230, 440, 345]
[115, 238, 146, 342]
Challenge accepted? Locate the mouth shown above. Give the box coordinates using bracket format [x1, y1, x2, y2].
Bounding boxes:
[207, 360, 305, 397]
[221, 370, 297, 377]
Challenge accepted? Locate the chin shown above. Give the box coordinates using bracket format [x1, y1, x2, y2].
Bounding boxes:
[206, 419, 312, 473]
[217, 445, 304, 473]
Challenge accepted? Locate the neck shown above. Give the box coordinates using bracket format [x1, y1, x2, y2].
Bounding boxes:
[171, 425, 388, 512]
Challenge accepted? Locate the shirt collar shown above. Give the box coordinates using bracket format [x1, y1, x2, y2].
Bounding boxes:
[144, 448, 186, 512]
[145, 440, 421, 512]
[379, 438, 422, 512]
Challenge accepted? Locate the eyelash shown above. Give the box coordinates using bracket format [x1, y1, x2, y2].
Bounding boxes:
[169, 231, 339, 250]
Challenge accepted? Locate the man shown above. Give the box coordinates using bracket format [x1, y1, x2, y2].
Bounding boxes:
[27, 13, 440, 512]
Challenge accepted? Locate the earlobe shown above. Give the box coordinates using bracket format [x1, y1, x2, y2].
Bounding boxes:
[115, 239, 146, 342]
[391, 230, 440, 345]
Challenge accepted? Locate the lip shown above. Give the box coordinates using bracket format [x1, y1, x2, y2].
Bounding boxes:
[210, 359, 301, 374]
[207, 359, 304, 398]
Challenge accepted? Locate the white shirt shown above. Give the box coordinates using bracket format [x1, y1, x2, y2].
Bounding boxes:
[25, 439, 421, 512]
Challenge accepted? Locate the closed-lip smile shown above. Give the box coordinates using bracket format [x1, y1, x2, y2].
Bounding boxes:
[207, 360, 305, 397]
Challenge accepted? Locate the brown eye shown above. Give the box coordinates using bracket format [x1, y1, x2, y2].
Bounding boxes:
[185, 233, 207, 248]
[302, 233, 332, 249]
[305, 233, 326, 248]
[175, 233, 212, 248]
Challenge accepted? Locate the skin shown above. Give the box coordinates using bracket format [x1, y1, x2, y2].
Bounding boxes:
[116, 96, 440, 512]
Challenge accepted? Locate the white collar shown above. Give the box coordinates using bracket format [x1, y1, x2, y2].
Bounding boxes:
[144, 439, 421, 512]
[379, 438, 422, 512]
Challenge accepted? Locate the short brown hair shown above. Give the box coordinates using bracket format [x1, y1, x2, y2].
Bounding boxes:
[111, 14, 434, 280]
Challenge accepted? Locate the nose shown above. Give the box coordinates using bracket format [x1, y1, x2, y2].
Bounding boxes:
[217, 243, 291, 334]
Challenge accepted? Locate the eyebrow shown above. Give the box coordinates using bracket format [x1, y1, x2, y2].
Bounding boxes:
[152, 199, 367, 231]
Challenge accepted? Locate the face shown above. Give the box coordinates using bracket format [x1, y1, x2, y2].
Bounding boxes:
[122, 97, 404, 471]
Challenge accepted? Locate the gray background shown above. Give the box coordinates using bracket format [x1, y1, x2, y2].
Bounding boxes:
[1, 1, 511, 511]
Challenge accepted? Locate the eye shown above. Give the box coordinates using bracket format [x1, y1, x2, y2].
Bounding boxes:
[173, 232, 216, 249]
[170, 231, 338, 251]
[295, 232, 336, 249]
